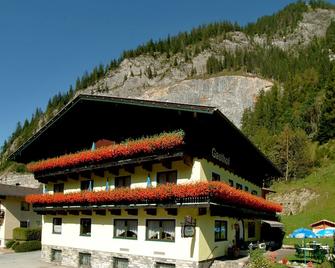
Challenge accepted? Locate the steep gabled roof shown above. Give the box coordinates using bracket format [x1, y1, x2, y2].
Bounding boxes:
[9, 93, 282, 184]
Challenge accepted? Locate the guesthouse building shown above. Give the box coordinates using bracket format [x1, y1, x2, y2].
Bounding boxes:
[10, 94, 282, 268]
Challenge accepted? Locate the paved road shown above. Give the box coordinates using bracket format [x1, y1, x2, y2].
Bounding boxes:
[0, 251, 68, 268]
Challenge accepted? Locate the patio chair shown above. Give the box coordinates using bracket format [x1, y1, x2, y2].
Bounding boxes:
[314, 248, 326, 263]
[295, 244, 304, 258]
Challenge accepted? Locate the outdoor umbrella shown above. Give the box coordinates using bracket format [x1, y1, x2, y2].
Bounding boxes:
[289, 228, 317, 238]
[316, 229, 335, 238]
[289, 228, 317, 264]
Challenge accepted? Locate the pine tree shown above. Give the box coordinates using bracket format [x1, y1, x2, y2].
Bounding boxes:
[317, 66, 335, 143]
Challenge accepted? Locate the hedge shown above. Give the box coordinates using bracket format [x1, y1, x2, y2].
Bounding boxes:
[5, 239, 15, 248]
[13, 227, 41, 241]
[14, 240, 41, 252]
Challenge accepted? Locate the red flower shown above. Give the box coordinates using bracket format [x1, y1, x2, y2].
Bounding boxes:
[26, 181, 282, 213]
[27, 131, 184, 173]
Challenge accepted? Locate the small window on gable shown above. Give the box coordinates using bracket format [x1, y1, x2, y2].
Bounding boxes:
[157, 171, 177, 185]
[81, 180, 93, 191]
[228, 179, 234, 187]
[115, 176, 131, 188]
[212, 172, 220, 182]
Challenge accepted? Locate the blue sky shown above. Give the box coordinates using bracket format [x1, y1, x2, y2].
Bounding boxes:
[0, 0, 328, 148]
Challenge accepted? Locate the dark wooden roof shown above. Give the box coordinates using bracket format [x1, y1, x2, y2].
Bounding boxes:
[9, 93, 282, 186]
[0, 183, 41, 198]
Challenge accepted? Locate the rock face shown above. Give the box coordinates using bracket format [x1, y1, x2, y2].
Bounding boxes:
[269, 188, 319, 216]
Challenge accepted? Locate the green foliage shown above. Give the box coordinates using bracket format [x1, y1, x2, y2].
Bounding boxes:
[272, 161, 335, 241]
[249, 248, 271, 268]
[206, 56, 223, 74]
[5, 239, 15, 248]
[13, 227, 42, 241]
[14, 240, 41, 252]
[11, 241, 20, 250]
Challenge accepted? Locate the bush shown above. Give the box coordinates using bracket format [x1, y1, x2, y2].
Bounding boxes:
[249, 248, 272, 268]
[13, 227, 41, 241]
[5, 239, 15, 248]
[11, 241, 20, 250]
[14, 240, 41, 252]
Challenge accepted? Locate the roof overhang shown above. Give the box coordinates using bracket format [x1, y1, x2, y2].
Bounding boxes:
[9, 94, 282, 184]
[262, 220, 284, 228]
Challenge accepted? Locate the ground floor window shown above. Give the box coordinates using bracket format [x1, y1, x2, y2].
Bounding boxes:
[248, 222, 256, 238]
[113, 257, 129, 268]
[51, 249, 62, 262]
[156, 263, 175, 268]
[147, 219, 175, 241]
[215, 220, 227, 242]
[53, 218, 62, 234]
[114, 219, 138, 239]
[80, 218, 91, 236]
[79, 252, 91, 267]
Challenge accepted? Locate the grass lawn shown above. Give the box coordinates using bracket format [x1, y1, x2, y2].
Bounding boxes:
[271, 162, 335, 247]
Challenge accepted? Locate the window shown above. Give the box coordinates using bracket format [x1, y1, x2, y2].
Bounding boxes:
[214, 220, 227, 242]
[113, 257, 129, 268]
[81, 180, 93, 191]
[156, 263, 175, 268]
[20, 220, 29, 228]
[80, 218, 91, 236]
[248, 222, 256, 238]
[212, 172, 220, 181]
[21, 201, 30, 211]
[236, 183, 243, 190]
[228, 179, 234, 187]
[115, 176, 131, 188]
[157, 171, 177, 185]
[114, 219, 138, 239]
[244, 186, 249, 192]
[147, 220, 175, 241]
[251, 190, 258, 195]
[79, 253, 91, 267]
[53, 183, 64, 193]
[51, 249, 62, 262]
[53, 218, 62, 234]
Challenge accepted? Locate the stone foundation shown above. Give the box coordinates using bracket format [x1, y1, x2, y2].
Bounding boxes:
[42, 244, 213, 268]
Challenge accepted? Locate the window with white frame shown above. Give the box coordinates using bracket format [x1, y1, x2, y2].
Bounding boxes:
[147, 220, 175, 241]
[114, 219, 138, 239]
[52, 218, 62, 234]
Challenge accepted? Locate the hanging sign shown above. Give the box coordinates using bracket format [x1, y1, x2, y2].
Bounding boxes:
[212, 148, 230, 166]
[182, 216, 196, 238]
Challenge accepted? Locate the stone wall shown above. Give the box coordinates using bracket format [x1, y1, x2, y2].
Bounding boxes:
[0, 172, 40, 188]
[42, 244, 213, 268]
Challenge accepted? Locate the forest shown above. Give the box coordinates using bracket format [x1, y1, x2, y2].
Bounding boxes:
[2, 0, 335, 181]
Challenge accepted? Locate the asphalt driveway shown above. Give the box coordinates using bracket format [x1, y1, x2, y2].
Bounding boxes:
[0, 250, 69, 268]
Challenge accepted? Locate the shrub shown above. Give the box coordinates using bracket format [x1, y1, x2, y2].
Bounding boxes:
[13, 227, 41, 241]
[14, 240, 41, 252]
[249, 248, 271, 268]
[11, 241, 20, 250]
[5, 239, 15, 248]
